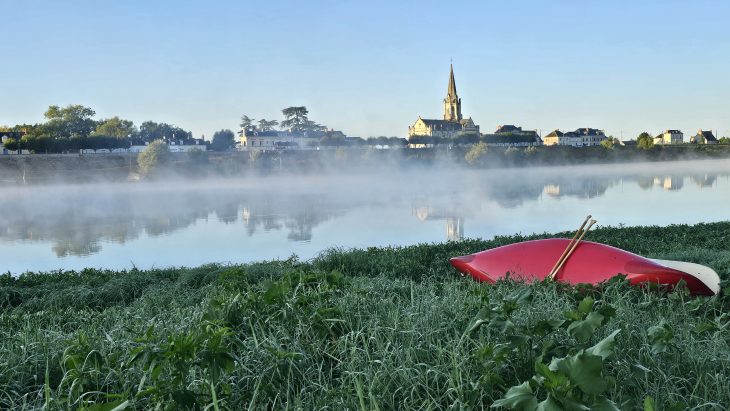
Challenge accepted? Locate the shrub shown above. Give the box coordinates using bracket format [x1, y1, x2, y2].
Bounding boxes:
[137, 140, 171, 177]
[465, 142, 488, 165]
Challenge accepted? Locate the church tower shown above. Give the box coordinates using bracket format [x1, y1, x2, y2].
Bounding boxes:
[443, 64, 462, 122]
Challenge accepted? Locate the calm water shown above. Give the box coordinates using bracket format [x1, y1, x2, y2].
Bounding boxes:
[1, 159, 729, 274]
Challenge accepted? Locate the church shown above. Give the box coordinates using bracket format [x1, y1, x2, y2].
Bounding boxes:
[408, 65, 480, 138]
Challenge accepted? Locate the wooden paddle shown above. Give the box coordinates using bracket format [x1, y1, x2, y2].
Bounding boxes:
[549, 218, 597, 280]
[547, 215, 591, 279]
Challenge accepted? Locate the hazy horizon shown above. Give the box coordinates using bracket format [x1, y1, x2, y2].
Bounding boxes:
[2, 0, 730, 140]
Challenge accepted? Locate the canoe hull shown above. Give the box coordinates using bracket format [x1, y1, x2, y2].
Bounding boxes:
[450, 239, 719, 296]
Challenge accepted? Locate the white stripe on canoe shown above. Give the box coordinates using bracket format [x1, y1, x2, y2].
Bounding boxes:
[650, 259, 721, 295]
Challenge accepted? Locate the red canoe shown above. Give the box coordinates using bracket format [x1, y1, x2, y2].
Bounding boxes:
[450, 239, 720, 296]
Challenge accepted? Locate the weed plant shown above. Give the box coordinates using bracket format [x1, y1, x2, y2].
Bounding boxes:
[1, 222, 729, 409]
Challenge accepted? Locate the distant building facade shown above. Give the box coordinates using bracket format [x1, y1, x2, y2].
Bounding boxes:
[481, 125, 542, 147]
[408, 65, 480, 139]
[654, 130, 684, 145]
[690, 129, 718, 144]
[1, 131, 27, 154]
[543, 128, 607, 147]
[240, 129, 349, 150]
[129, 139, 207, 153]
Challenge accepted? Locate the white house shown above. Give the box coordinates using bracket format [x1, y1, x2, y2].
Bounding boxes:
[239, 129, 342, 150]
[543, 128, 607, 147]
[653, 130, 683, 145]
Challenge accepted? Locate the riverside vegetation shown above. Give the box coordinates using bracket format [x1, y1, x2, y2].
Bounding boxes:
[4, 144, 730, 185]
[1, 222, 730, 409]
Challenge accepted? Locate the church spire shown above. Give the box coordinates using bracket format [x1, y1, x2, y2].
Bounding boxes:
[443, 64, 462, 122]
[447, 64, 457, 99]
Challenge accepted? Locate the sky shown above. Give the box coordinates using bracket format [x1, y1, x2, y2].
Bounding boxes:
[2, 0, 730, 140]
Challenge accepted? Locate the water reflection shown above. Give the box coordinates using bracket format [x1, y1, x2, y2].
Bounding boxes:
[0, 161, 729, 261]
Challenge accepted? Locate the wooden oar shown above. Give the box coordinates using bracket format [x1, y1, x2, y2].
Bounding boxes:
[549, 219, 597, 280]
[547, 215, 591, 279]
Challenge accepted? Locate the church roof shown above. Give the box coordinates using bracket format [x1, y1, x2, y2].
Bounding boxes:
[420, 119, 463, 130]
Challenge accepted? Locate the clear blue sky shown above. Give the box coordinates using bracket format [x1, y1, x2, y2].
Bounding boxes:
[2, 0, 729, 139]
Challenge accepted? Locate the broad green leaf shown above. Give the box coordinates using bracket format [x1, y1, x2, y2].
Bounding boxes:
[578, 296, 594, 314]
[507, 287, 534, 306]
[693, 321, 719, 334]
[647, 322, 674, 354]
[491, 381, 538, 410]
[590, 398, 621, 411]
[531, 319, 565, 337]
[536, 394, 563, 411]
[534, 362, 568, 390]
[558, 397, 591, 411]
[585, 329, 621, 360]
[643, 396, 655, 411]
[567, 312, 605, 343]
[551, 352, 607, 395]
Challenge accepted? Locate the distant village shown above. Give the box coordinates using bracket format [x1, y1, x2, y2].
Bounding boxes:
[236, 64, 724, 152]
[0, 64, 727, 156]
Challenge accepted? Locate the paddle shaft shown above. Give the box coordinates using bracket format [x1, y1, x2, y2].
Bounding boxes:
[550, 219, 597, 280]
[548, 215, 591, 279]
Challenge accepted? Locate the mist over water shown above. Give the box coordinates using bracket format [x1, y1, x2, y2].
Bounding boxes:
[1, 159, 729, 274]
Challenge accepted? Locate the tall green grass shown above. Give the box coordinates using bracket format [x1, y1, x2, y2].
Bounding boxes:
[1, 222, 729, 409]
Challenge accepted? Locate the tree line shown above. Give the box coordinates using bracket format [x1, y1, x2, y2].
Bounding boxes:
[237, 106, 408, 148]
[1, 104, 195, 153]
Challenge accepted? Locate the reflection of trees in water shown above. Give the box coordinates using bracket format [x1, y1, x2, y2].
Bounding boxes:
[0, 189, 348, 257]
[542, 177, 617, 199]
[242, 196, 342, 242]
[214, 202, 240, 224]
[485, 179, 544, 208]
[636, 176, 654, 190]
[691, 174, 717, 188]
[2, 165, 729, 257]
[0, 190, 235, 257]
[53, 240, 101, 257]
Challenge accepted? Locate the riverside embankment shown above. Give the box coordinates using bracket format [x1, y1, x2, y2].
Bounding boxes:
[1, 222, 729, 409]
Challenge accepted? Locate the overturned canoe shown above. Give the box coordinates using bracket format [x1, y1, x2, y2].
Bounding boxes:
[450, 239, 720, 296]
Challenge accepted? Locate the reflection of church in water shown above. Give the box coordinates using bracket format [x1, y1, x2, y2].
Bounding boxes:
[413, 206, 464, 241]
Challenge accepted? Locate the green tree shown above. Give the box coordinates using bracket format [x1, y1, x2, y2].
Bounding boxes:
[281, 106, 309, 131]
[636, 132, 654, 149]
[465, 142, 488, 165]
[93, 117, 137, 138]
[600, 137, 616, 149]
[210, 129, 235, 151]
[2, 137, 18, 151]
[137, 140, 171, 177]
[43, 104, 97, 138]
[239, 115, 255, 130]
[719, 137, 730, 144]
[138, 121, 191, 143]
[257, 119, 279, 131]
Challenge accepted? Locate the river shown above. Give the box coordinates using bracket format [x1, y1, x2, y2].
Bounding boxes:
[1, 159, 729, 274]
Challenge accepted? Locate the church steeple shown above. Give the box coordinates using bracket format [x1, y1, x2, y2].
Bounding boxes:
[443, 64, 462, 122]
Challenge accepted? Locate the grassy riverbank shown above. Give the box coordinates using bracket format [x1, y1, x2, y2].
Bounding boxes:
[2, 222, 730, 409]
